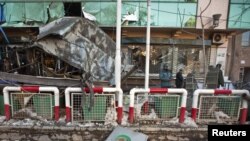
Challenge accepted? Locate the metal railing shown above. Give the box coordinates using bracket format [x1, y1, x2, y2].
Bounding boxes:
[191, 89, 249, 124]
[3, 86, 59, 121]
[128, 88, 187, 124]
[65, 87, 123, 123]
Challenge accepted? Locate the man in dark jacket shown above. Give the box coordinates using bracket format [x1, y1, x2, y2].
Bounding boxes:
[216, 64, 224, 88]
[159, 64, 172, 88]
[176, 69, 184, 88]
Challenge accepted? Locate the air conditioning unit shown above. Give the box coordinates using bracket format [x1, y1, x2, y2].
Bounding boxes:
[212, 33, 226, 44]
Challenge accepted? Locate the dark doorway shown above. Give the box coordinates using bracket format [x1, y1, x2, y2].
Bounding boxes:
[64, 2, 82, 17]
[243, 67, 250, 85]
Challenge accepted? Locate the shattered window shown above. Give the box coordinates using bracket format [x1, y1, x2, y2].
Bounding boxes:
[83, 1, 197, 27]
[130, 45, 207, 76]
[156, 46, 204, 76]
[3, 2, 64, 26]
[82, 2, 117, 26]
[100, 2, 117, 26]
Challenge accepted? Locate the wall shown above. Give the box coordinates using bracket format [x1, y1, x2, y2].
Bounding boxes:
[196, 0, 229, 29]
[228, 34, 243, 82]
[226, 33, 250, 83]
[225, 36, 233, 77]
[241, 48, 250, 67]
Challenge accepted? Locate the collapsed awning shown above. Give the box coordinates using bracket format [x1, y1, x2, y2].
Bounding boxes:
[35, 17, 132, 84]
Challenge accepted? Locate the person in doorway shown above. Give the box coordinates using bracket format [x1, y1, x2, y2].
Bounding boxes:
[216, 64, 224, 88]
[159, 64, 172, 88]
[175, 69, 184, 88]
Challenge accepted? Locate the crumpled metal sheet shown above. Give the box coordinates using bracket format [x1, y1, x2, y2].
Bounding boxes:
[35, 17, 131, 84]
[37, 17, 117, 60]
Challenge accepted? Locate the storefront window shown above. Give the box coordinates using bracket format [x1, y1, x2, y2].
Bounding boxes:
[130, 45, 206, 76]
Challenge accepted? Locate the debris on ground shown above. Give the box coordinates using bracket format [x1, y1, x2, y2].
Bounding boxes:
[105, 126, 148, 141]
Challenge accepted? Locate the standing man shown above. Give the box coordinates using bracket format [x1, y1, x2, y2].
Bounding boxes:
[216, 64, 224, 88]
[159, 64, 172, 88]
[176, 69, 184, 88]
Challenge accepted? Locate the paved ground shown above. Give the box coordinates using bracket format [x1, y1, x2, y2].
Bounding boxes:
[0, 125, 208, 141]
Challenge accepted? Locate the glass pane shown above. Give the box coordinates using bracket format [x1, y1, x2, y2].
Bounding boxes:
[5, 3, 25, 23]
[178, 3, 196, 27]
[231, 0, 250, 4]
[138, 2, 148, 26]
[148, 46, 204, 75]
[83, 2, 117, 26]
[100, 2, 117, 26]
[83, 1, 197, 27]
[159, 3, 178, 27]
[122, 2, 140, 26]
[228, 4, 250, 29]
[151, 2, 159, 26]
[25, 3, 48, 24]
[82, 2, 101, 23]
[155, 0, 196, 2]
[4, 3, 52, 25]
[158, 3, 196, 27]
[136, 2, 158, 26]
[241, 7, 250, 28]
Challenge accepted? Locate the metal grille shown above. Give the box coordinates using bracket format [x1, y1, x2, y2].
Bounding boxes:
[198, 95, 241, 122]
[10, 93, 54, 119]
[135, 94, 180, 121]
[71, 93, 115, 122]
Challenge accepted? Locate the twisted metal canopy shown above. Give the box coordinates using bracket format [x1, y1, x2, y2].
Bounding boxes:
[36, 17, 132, 84]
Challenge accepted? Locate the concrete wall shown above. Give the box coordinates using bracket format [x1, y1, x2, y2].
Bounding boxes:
[229, 35, 241, 82]
[226, 33, 250, 83]
[241, 48, 250, 67]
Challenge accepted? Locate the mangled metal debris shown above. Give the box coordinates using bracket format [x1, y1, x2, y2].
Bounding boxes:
[35, 17, 133, 84]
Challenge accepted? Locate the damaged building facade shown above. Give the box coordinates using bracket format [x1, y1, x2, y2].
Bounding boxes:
[0, 0, 250, 89]
[0, 1, 249, 140]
